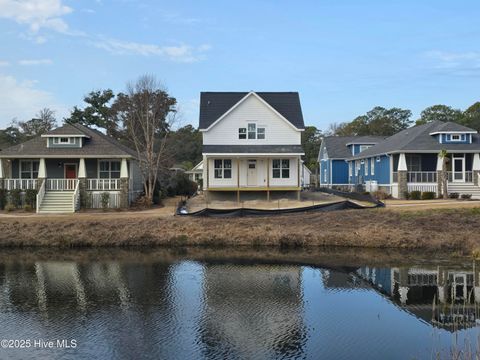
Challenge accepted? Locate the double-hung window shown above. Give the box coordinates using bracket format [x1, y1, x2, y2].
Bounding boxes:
[238, 128, 246, 139]
[370, 158, 375, 176]
[99, 160, 121, 179]
[214, 159, 232, 179]
[20, 160, 39, 179]
[53, 137, 73, 145]
[248, 123, 256, 139]
[272, 159, 290, 178]
[257, 127, 265, 139]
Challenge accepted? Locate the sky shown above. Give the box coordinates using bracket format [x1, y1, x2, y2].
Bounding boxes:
[0, 0, 479, 131]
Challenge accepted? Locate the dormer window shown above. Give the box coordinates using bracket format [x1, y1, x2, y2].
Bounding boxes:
[53, 137, 74, 145]
[451, 134, 461, 141]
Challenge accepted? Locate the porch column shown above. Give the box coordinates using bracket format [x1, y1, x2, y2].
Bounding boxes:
[236, 157, 240, 203]
[397, 153, 408, 199]
[436, 154, 444, 197]
[297, 157, 301, 201]
[119, 158, 129, 208]
[78, 158, 87, 209]
[37, 158, 47, 191]
[473, 153, 480, 186]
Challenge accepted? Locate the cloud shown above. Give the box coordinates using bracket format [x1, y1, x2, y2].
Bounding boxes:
[92, 37, 211, 63]
[0, 61, 9, 66]
[0, 0, 72, 34]
[18, 58, 53, 65]
[0, 74, 66, 124]
[425, 50, 480, 75]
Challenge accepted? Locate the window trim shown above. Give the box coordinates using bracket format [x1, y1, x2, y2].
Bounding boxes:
[213, 159, 232, 179]
[20, 160, 39, 179]
[450, 134, 462, 142]
[98, 159, 122, 179]
[248, 123, 256, 139]
[53, 137, 74, 145]
[238, 128, 246, 139]
[272, 159, 290, 179]
[371, 158, 375, 176]
[364, 160, 368, 176]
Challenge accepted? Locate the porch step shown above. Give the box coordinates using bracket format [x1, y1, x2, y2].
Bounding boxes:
[447, 184, 480, 199]
[37, 191, 75, 214]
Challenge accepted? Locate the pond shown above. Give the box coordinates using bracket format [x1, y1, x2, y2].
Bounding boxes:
[0, 247, 478, 359]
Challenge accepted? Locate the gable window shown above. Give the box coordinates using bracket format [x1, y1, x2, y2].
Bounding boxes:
[99, 160, 121, 179]
[248, 123, 256, 139]
[238, 128, 246, 139]
[272, 159, 290, 178]
[214, 159, 232, 179]
[20, 160, 39, 179]
[371, 158, 375, 176]
[257, 127, 265, 139]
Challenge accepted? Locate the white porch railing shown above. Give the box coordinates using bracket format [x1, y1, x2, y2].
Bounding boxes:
[3, 179, 37, 190]
[46, 179, 78, 191]
[87, 179, 121, 191]
[73, 180, 80, 212]
[407, 172, 437, 183]
[407, 184, 437, 193]
[36, 180, 45, 213]
[448, 171, 473, 183]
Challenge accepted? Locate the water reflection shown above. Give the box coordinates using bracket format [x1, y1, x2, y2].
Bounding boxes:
[0, 249, 478, 359]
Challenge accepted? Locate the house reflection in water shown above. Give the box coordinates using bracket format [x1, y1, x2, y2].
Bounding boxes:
[199, 265, 306, 359]
[355, 265, 480, 330]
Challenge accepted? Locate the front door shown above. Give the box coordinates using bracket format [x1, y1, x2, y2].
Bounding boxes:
[247, 160, 257, 186]
[64, 164, 77, 179]
[452, 155, 465, 182]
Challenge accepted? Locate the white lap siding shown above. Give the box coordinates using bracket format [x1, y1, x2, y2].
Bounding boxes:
[269, 157, 299, 187]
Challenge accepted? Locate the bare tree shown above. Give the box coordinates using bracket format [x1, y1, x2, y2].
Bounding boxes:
[114, 75, 177, 204]
[14, 108, 57, 138]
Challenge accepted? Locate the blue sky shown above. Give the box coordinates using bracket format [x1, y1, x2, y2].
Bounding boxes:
[0, 0, 479, 131]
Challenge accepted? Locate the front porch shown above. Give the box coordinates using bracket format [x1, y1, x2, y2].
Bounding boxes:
[0, 157, 130, 212]
[390, 153, 480, 198]
[203, 155, 302, 201]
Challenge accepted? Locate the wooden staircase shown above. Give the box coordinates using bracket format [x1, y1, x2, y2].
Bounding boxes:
[37, 191, 75, 214]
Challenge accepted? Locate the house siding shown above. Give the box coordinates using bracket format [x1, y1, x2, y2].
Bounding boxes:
[319, 159, 330, 185]
[331, 160, 349, 184]
[47, 137, 82, 148]
[440, 133, 471, 144]
[202, 94, 301, 146]
[349, 155, 390, 185]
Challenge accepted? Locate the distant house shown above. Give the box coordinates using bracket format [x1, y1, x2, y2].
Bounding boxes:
[0, 123, 143, 213]
[185, 161, 203, 183]
[199, 91, 305, 200]
[317, 136, 385, 189]
[346, 121, 480, 198]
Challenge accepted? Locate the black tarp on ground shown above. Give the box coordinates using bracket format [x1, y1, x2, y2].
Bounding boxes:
[314, 188, 385, 206]
[177, 200, 381, 218]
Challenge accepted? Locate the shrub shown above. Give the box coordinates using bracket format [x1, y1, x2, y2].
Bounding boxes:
[101, 192, 110, 211]
[409, 191, 421, 200]
[461, 193, 472, 200]
[403, 191, 410, 200]
[8, 189, 22, 208]
[449, 192, 460, 199]
[362, 191, 370, 195]
[24, 189, 37, 208]
[0, 189, 7, 210]
[23, 204, 33, 212]
[372, 189, 389, 200]
[421, 191, 436, 200]
[4, 204, 15, 212]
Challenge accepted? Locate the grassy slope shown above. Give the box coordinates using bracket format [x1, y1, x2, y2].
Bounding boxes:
[0, 207, 479, 254]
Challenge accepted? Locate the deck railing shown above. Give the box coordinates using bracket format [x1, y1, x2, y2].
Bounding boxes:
[46, 179, 78, 191]
[86, 179, 121, 191]
[73, 180, 80, 212]
[2, 179, 37, 190]
[448, 171, 473, 182]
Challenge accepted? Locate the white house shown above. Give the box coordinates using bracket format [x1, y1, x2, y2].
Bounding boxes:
[199, 91, 305, 200]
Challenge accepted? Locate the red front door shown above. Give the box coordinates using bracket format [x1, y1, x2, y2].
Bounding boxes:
[65, 164, 77, 179]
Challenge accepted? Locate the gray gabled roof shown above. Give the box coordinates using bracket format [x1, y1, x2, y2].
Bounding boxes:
[350, 121, 480, 159]
[199, 92, 305, 130]
[319, 136, 385, 159]
[203, 144, 304, 154]
[43, 123, 89, 137]
[0, 123, 137, 158]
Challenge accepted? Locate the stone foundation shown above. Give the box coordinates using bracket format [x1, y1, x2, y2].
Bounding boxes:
[398, 171, 407, 199]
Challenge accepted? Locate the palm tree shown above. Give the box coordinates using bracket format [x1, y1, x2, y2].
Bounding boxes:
[439, 149, 449, 199]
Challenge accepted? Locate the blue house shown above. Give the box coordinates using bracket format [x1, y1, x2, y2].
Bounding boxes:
[346, 121, 480, 198]
[317, 136, 385, 189]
